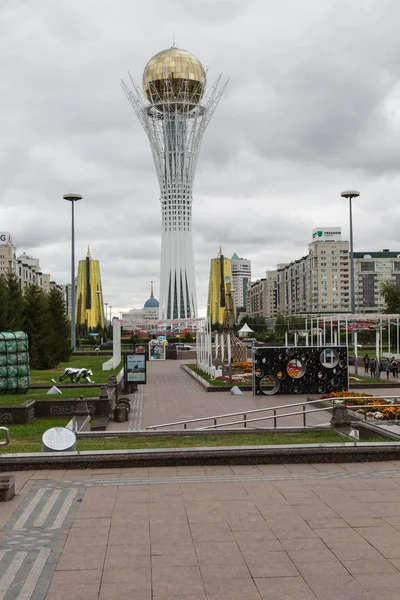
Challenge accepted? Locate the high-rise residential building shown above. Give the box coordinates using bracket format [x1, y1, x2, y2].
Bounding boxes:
[354, 250, 400, 313]
[0, 233, 16, 277]
[76, 247, 105, 328]
[207, 247, 235, 325]
[276, 228, 350, 315]
[0, 232, 64, 302]
[16, 252, 54, 291]
[123, 46, 227, 320]
[231, 253, 251, 311]
[247, 270, 278, 319]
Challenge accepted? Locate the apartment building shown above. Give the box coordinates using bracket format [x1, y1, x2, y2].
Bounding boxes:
[0, 233, 17, 276]
[354, 250, 400, 313]
[276, 228, 350, 315]
[0, 232, 59, 293]
[231, 253, 251, 310]
[246, 270, 278, 319]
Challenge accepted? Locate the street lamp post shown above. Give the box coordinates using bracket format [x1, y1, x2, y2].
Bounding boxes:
[104, 303, 108, 326]
[63, 193, 82, 351]
[341, 189, 360, 375]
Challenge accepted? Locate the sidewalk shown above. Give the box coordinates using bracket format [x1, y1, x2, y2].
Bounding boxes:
[109, 360, 333, 431]
[3, 463, 400, 598]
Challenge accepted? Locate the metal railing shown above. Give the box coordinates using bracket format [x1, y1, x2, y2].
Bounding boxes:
[147, 397, 334, 430]
[147, 395, 400, 431]
[0, 427, 10, 447]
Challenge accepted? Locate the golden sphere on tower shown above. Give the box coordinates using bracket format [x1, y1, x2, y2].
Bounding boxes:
[142, 47, 206, 107]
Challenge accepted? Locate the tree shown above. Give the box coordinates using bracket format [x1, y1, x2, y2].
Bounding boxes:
[48, 287, 71, 364]
[380, 280, 400, 313]
[23, 285, 52, 369]
[0, 277, 9, 331]
[275, 313, 288, 340]
[183, 331, 193, 343]
[6, 270, 23, 331]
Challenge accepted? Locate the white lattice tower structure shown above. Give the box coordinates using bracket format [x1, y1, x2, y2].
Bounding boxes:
[122, 47, 227, 320]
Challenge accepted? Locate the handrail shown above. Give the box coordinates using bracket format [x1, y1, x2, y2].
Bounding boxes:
[201, 402, 400, 430]
[200, 406, 332, 429]
[146, 397, 333, 430]
[147, 395, 400, 431]
[0, 427, 10, 447]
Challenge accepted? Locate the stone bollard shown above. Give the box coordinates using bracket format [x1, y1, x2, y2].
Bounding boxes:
[331, 404, 352, 427]
[74, 395, 90, 416]
[0, 475, 15, 502]
[99, 385, 108, 399]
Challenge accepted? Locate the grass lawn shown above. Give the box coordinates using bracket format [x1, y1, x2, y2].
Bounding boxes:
[0, 387, 103, 406]
[0, 424, 349, 454]
[30, 356, 121, 385]
[0, 356, 122, 406]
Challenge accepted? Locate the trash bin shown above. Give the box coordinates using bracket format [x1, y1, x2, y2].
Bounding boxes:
[166, 346, 177, 360]
[114, 405, 128, 423]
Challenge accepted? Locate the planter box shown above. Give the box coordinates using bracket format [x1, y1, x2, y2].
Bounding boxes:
[0, 401, 35, 425]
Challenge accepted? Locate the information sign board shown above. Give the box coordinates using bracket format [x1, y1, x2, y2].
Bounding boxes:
[149, 340, 166, 360]
[125, 353, 147, 384]
[42, 427, 77, 452]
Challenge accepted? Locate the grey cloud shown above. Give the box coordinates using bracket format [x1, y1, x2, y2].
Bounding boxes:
[1, 0, 400, 313]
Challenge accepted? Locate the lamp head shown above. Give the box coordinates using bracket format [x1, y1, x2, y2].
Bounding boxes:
[341, 190, 360, 199]
[63, 193, 82, 202]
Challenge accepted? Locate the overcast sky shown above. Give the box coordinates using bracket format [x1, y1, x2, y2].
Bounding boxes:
[2, 0, 400, 316]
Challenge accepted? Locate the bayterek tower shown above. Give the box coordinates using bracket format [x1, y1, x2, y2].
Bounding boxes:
[122, 47, 226, 320]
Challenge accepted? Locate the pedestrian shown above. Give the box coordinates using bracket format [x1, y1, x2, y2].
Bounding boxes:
[370, 358, 376, 378]
[391, 357, 399, 378]
[363, 354, 370, 373]
[384, 359, 391, 380]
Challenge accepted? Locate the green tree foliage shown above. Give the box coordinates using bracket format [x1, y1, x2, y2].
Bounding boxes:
[23, 285, 52, 369]
[6, 270, 24, 331]
[274, 313, 288, 339]
[0, 274, 71, 369]
[48, 287, 71, 363]
[0, 277, 9, 331]
[380, 280, 400, 313]
[183, 331, 193, 343]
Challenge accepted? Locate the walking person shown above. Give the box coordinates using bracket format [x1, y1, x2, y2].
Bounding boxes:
[391, 357, 399, 378]
[363, 354, 370, 373]
[384, 359, 391, 380]
[370, 358, 376, 378]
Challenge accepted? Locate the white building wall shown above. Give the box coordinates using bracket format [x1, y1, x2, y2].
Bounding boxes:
[231, 255, 251, 310]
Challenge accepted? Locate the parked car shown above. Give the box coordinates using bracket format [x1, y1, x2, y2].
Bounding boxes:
[97, 341, 113, 350]
[242, 338, 257, 349]
[175, 343, 193, 351]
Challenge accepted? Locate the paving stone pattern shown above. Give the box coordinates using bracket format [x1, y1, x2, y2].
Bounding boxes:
[3, 464, 400, 598]
[109, 359, 332, 431]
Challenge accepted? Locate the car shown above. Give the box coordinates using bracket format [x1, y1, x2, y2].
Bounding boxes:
[98, 341, 113, 350]
[242, 338, 257, 348]
[175, 343, 192, 351]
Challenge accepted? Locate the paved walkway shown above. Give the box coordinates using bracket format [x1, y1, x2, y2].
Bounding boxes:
[109, 360, 333, 431]
[3, 463, 400, 598]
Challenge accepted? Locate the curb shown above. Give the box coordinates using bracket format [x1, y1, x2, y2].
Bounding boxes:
[1, 442, 400, 471]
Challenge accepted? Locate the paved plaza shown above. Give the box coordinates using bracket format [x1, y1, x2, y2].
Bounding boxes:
[3, 463, 400, 598]
[1, 359, 400, 598]
[111, 359, 334, 431]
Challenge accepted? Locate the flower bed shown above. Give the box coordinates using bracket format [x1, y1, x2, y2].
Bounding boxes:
[321, 390, 400, 420]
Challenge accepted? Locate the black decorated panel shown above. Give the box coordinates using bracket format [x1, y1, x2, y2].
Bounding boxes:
[253, 346, 348, 396]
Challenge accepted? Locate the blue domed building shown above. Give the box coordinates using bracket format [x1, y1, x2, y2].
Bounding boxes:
[144, 282, 159, 309]
[122, 282, 160, 331]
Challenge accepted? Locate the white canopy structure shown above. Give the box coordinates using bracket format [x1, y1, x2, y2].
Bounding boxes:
[237, 323, 254, 337]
